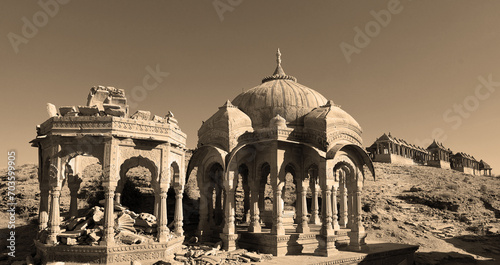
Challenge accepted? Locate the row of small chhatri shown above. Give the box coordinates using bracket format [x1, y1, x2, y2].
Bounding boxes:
[366, 133, 493, 176]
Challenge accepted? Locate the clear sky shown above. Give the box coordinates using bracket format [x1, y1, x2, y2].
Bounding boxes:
[1, 0, 499, 174]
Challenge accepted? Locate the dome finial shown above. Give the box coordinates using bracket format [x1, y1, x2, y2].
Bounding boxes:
[262, 49, 297, 83]
[276, 48, 281, 67]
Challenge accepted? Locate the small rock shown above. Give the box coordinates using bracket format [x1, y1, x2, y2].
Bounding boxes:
[409, 186, 422, 192]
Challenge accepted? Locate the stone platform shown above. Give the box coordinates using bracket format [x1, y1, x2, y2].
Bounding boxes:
[258, 242, 419, 265]
[237, 225, 350, 256]
[35, 236, 184, 264]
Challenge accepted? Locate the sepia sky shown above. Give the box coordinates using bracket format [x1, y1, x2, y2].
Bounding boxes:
[1, 0, 499, 174]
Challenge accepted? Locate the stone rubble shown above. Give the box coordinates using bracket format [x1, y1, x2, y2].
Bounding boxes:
[38, 202, 176, 246]
[169, 239, 273, 265]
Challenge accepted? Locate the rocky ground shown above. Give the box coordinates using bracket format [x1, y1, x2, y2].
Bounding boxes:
[1, 163, 499, 264]
[362, 163, 500, 265]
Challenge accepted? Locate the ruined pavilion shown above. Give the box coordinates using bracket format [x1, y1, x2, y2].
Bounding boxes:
[31, 86, 187, 264]
[188, 49, 377, 256]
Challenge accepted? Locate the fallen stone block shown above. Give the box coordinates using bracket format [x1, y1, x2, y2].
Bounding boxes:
[174, 256, 188, 262]
[59, 230, 83, 238]
[74, 219, 91, 231]
[87, 87, 110, 111]
[242, 252, 262, 262]
[152, 115, 165, 123]
[240, 256, 251, 263]
[118, 231, 148, 245]
[228, 249, 247, 255]
[199, 256, 222, 265]
[66, 217, 86, 231]
[59, 106, 78, 116]
[136, 213, 156, 227]
[46, 103, 58, 117]
[78, 105, 100, 116]
[131, 110, 151, 120]
[104, 106, 126, 117]
[61, 237, 78, 245]
[87, 230, 102, 243]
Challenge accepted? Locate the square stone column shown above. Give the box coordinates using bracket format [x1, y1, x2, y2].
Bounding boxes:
[197, 186, 210, 240]
[248, 174, 261, 232]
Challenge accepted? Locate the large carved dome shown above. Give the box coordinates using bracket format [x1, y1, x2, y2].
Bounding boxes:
[232, 50, 328, 128]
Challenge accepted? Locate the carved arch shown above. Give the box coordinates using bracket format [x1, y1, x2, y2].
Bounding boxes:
[117, 155, 159, 193]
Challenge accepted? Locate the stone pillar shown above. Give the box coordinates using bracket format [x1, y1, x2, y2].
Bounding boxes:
[100, 184, 116, 246]
[296, 180, 310, 233]
[332, 184, 340, 231]
[339, 175, 348, 228]
[321, 185, 334, 236]
[347, 188, 354, 229]
[197, 186, 209, 239]
[215, 186, 223, 226]
[154, 193, 160, 217]
[47, 187, 61, 245]
[221, 188, 239, 250]
[348, 184, 367, 251]
[315, 161, 338, 257]
[248, 180, 261, 232]
[243, 183, 251, 224]
[309, 181, 321, 224]
[174, 187, 184, 236]
[271, 185, 285, 235]
[208, 187, 215, 227]
[157, 189, 169, 242]
[39, 186, 50, 230]
[68, 176, 81, 218]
